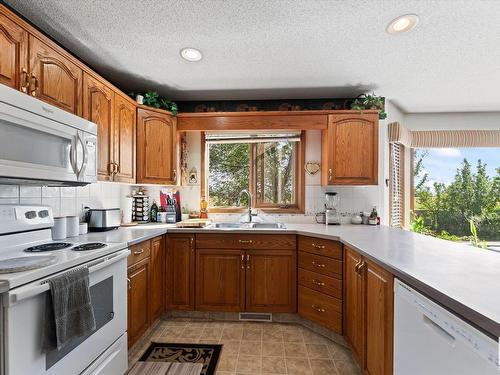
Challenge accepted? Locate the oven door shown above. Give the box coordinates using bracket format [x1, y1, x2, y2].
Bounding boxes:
[0, 100, 96, 185]
[2, 249, 128, 375]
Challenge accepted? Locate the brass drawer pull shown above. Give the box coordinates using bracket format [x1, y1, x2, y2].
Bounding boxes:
[312, 279, 325, 286]
[133, 249, 144, 255]
[311, 243, 325, 249]
[312, 305, 326, 313]
[311, 261, 326, 268]
[246, 254, 250, 269]
[241, 254, 245, 269]
[328, 168, 333, 181]
[127, 278, 131, 290]
[238, 240, 253, 244]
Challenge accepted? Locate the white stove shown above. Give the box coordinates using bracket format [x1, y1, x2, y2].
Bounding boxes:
[0, 205, 129, 375]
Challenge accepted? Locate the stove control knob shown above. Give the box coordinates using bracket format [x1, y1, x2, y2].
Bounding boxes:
[38, 210, 49, 218]
[25, 210, 37, 219]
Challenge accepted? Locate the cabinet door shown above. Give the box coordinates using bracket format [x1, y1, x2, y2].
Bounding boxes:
[344, 246, 364, 364]
[0, 12, 28, 90]
[195, 249, 245, 311]
[137, 108, 177, 185]
[166, 234, 194, 310]
[127, 258, 150, 348]
[245, 250, 296, 313]
[364, 259, 393, 375]
[82, 73, 114, 181]
[29, 35, 82, 115]
[322, 113, 378, 185]
[113, 93, 136, 183]
[149, 236, 165, 321]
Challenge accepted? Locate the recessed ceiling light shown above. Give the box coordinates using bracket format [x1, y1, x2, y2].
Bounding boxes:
[386, 14, 419, 34]
[180, 47, 202, 62]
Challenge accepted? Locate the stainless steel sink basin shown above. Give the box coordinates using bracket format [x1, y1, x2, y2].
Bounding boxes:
[212, 223, 245, 228]
[248, 222, 287, 229]
[210, 222, 286, 229]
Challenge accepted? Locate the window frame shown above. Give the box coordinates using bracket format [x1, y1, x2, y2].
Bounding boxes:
[201, 131, 305, 214]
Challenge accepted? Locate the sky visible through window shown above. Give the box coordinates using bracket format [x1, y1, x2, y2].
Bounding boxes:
[421, 148, 499, 188]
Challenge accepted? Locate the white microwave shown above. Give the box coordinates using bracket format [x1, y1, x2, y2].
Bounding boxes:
[0, 85, 97, 186]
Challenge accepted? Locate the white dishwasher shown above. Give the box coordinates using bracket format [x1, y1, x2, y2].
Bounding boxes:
[394, 279, 499, 375]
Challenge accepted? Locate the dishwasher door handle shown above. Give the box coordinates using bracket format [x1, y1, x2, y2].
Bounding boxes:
[422, 314, 456, 346]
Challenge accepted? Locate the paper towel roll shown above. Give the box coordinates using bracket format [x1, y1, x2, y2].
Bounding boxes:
[121, 197, 133, 223]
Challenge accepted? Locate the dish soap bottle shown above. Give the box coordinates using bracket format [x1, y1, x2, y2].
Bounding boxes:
[200, 196, 208, 219]
[369, 206, 378, 225]
[150, 200, 158, 222]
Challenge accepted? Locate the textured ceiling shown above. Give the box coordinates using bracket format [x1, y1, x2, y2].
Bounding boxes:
[6, 0, 500, 112]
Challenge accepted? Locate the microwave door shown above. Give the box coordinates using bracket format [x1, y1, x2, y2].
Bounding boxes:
[0, 102, 80, 183]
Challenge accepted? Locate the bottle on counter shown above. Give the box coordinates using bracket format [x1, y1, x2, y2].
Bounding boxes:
[150, 200, 158, 222]
[369, 206, 378, 225]
[200, 196, 208, 219]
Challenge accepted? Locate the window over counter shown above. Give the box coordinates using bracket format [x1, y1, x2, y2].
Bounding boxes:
[411, 147, 499, 245]
[202, 131, 305, 213]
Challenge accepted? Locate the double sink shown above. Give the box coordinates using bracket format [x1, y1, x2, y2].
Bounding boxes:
[211, 222, 287, 229]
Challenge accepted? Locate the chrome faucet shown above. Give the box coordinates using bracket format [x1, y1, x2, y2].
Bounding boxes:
[238, 189, 253, 222]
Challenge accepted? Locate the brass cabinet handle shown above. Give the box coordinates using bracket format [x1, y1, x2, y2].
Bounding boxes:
[311, 261, 326, 268]
[312, 304, 326, 313]
[30, 72, 38, 96]
[114, 162, 119, 174]
[20, 68, 30, 93]
[238, 239, 253, 244]
[190, 237, 194, 251]
[312, 279, 325, 286]
[357, 261, 366, 274]
[354, 260, 362, 273]
[241, 254, 245, 269]
[133, 249, 144, 255]
[127, 278, 131, 290]
[246, 254, 250, 269]
[172, 169, 177, 182]
[328, 168, 333, 181]
[311, 243, 325, 249]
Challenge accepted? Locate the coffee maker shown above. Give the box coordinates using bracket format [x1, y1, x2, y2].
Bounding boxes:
[325, 192, 340, 225]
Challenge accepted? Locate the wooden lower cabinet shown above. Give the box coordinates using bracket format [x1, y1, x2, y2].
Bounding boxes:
[298, 286, 342, 333]
[127, 236, 166, 348]
[149, 236, 165, 321]
[166, 234, 195, 310]
[344, 246, 394, 375]
[344, 246, 364, 364]
[127, 258, 150, 348]
[195, 249, 245, 311]
[245, 249, 296, 313]
[364, 259, 393, 375]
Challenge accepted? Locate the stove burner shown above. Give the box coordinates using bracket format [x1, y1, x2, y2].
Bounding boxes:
[72, 242, 107, 251]
[25, 242, 72, 252]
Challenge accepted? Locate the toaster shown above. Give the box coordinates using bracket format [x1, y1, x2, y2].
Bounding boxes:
[84, 207, 121, 231]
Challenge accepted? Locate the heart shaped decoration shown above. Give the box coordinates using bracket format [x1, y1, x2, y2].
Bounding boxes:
[305, 161, 321, 175]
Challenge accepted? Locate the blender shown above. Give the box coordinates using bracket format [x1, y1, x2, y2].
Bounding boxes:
[325, 192, 340, 225]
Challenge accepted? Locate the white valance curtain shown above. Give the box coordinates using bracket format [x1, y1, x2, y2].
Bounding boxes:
[388, 122, 500, 148]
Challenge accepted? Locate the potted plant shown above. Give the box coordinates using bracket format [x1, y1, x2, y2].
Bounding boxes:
[350, 93, 387, 119]
[130, 91, 178, 115]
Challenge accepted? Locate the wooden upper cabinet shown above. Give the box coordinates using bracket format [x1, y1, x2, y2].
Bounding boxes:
[322, 113, 379, 185]
[245, 249, 296, 313]
[166, 234, 195, 310]
[195, 249, 245, 312]
[344, 246, 364, 365]
[137, 108, 177, 185]
[364, 259, 393, 375]
[113, 93, 136, 183]
[29, 35, 82, 115]
[0, 12, 28, 91]
[149, 236, 165, 322]
[83, 73, 114, 181]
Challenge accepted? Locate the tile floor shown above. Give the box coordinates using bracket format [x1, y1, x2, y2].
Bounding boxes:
[129, 319, 361, 375]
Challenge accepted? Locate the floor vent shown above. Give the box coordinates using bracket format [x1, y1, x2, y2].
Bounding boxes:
[239, 312, 272, 322]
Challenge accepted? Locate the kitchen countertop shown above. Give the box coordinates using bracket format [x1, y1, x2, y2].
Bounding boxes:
[82, 223, 500, 338]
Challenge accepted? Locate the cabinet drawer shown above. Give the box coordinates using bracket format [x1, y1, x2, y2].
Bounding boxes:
[298, 251, 342, 279]
[298, 236, 342, 260]
[298, 268, 342, 299]
[128, 240, 151, 266]
[298, 286, 342, 333]
[196, 234, 296, 250]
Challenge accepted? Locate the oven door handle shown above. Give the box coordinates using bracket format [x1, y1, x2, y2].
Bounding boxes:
[5, 249, 130, 306]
